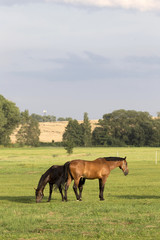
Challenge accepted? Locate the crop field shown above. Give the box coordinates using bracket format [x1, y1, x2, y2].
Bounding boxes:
[0, 147, 160, 240]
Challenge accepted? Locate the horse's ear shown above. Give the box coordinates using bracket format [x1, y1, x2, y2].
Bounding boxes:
[124, 156, 126, 160]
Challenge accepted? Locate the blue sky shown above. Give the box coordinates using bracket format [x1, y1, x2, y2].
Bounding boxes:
[0, 0, 160, 119]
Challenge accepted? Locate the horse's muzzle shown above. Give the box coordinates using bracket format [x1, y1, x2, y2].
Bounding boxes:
[124, 170, 129, 176]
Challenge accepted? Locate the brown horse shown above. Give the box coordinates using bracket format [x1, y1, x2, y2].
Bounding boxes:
[63, 156, 128, 201]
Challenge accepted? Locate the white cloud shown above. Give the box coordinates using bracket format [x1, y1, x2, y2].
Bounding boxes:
[0, 0, 160, 11]
[45, 0, 160, 11]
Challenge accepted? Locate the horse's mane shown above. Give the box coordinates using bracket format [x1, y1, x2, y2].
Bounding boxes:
[37, 167, 52, 190]
[37, 171, 48, 190]
[104, 157, 126, 161]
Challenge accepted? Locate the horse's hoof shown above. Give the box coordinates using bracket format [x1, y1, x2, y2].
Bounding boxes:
[100, 198, 104, 201]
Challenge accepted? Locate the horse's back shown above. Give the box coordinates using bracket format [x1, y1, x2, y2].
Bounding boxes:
[48, 165, 64, 183]
[70, 159, 86, 172]
[69, 158, 110, 179]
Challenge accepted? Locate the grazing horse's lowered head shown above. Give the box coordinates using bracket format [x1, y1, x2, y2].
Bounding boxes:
[35, 170, 48, 203]
[35, 164, 70, 203]
[35, 188, 44, 203]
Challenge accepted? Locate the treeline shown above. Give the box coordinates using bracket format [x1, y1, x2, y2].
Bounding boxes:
[92, 110, 160, 147]
[31, 114, 72, 122]
[0, 95, 40, 146]
[0, 95, 20, 145]
[63, 110, 160, 149]
[1, 94, 160, 148]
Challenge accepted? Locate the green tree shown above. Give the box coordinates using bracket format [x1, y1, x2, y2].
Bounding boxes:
[157, 112, 160, 118]
[82, 112, 92, 147]
[31, 113, 56, 122]
[21, 110, 30, 124]
[63, 119, 83, 147]
[92, 109, 160, 147]
[92, 127, 106, 146]
[0, 95, 20, 145]
[63, 139, 74, 155]
[57, 117, 72, 121]
[16, 113, 40, 147]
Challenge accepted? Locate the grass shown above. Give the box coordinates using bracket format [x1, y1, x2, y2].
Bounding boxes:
[0, 147, 160, 240]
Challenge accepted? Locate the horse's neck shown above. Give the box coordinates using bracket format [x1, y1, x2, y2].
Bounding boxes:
[109, 161, 120, 171]
[37, 174, 50, 191]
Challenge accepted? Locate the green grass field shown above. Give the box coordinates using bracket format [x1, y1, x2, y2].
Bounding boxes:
[0, 147, 160, 240]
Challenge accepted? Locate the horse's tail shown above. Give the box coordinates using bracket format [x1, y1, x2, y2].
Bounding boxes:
[63, 161, 72, 182]
[63, 162, 85, 186]
[54, 161, 71, 189]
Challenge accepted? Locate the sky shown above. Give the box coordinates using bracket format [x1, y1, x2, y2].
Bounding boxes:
[0, 0, 160, 120]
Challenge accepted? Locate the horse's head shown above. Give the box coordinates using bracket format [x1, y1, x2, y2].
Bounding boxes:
[35, 188, 44, 203]
[119, 157, 128, 176]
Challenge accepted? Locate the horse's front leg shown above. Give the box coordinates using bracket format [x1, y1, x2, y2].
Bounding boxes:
[99, 177, 107, 201]
[48, 183, 53, 202]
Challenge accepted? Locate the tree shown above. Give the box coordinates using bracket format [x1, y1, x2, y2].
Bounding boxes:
[82, 112, 92, 147]
[62, 119, 84, 154]
[57, 117, 72, 121]
[16, 112, 40, 146]
[63, 119, 84, 146]
[92, 109, 160, 147]
[63, 139, 74, 155]
[31, 113, 56, 122]
[21, 110, 30, 124]
[0, 95, 20, 145]
[92, 127, 106, 146]
[157, 112, 160, 118]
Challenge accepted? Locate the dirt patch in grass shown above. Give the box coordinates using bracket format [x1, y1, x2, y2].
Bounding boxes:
[28, 171, 39, 174]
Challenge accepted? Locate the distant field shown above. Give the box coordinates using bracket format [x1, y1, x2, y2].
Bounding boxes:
[10, 120, 99, 143]
[0, 147, 160, 240]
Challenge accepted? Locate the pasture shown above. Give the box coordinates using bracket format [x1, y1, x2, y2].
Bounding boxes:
[0, 147, 160, 240]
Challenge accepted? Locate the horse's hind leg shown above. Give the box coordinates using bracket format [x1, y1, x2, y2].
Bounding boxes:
[64, 175, 72, 202]
[78, 178, 86, 201]
[48, 183, 53, 202]
[73, 183, 79, 200]
[73, 178, 82, 201]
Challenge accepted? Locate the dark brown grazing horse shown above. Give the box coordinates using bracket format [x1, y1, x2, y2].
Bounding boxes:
[35, 165, 66, 203]
[63, 157, 129, 201]
[35, 162, 84, 203]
